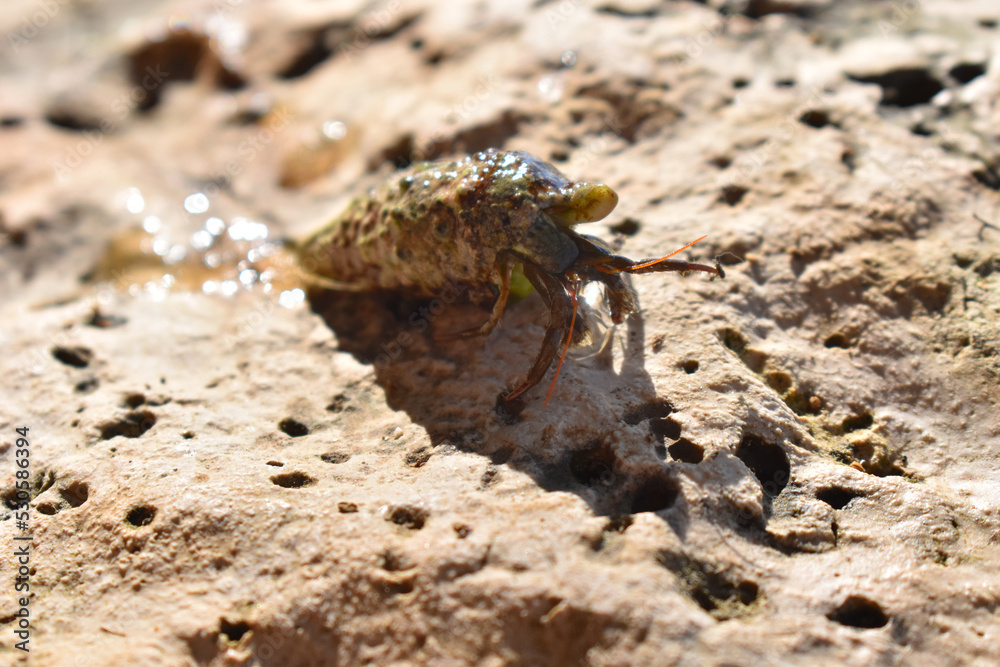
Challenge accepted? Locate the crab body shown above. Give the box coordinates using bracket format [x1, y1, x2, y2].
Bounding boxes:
[297, 149, 723, 410]
[299, 150, 614, 301]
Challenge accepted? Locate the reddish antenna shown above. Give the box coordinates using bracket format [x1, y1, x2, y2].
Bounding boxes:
[544, 280, 580, 407]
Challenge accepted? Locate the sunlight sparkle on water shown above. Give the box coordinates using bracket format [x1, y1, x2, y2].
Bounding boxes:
[206, 217, 226, 235]
[191, 230, 213, 249]
[143, 215, 162, 234]
[239, 268, 258, 285]
[227, 217, 269, 241]
[125, 188, 145, 214]
[323, 120, 347, 140]
[278, 288, 305, 309]
[537, 75, 562, 103]
[164, 245, 187, 265]
[184, 193, 210, 214]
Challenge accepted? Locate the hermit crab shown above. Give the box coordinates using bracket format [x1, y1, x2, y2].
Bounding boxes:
[297, 149, 723, 411]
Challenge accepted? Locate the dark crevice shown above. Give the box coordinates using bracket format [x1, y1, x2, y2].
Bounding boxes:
[320, 451, 350, 464]
[736, 434, 790, 499]
[816, 486, 863, 510]
[824, 332, 851, 348]
[279, 26, 340, 79]
[569, 441, 619, 487]
[386, 504, 428, 530]
[652, 417, 682, 442]
[3, 487, 24, 510]
[129, 28, 246, 112]
[719, 184, 748, 206]
[45, 111, 103, 132]
[59, 481, 90, 508]
[842, 412, 873, 433]
[828, 596, 889, 628]
[972, 165, 1000, 191]
[949, 62, 986, 84]
[720, 328, 766, 372]
[99, 410, 157, 439]
[658, 551, 760, 620]
[75, 377, 99, 393]
[270, 472, 315, 488]
[405, 446, 432, 468]
[53, 345, 93, 368]
[124, 392, 146, 408]
[278, 418, 309, 437]
[278, 15, 426, 78]
[629, 472, 679, 513]
[609, 217, 641, 236]
[848, 69, 943, 107]
[624, 399, 673, 425]
[126, 505, 156, 527]
[594, 5, 658, 18]
[668, 438, 704, 463]
[219, 618, 250, 643]
[799, 109, 835, 129]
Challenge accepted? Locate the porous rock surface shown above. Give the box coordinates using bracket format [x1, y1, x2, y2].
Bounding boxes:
[1, 0, 1000, 665]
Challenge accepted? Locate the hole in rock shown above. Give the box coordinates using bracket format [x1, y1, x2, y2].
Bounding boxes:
[848, 69, 943, 107]
[949, 62, 985, 84]
[36, 502, 59, 515]
[219, 618, 250, 643]
[53, 346, 93, 368]
[719, 184, 748, 206]
[99, 410, 157, 439]
[386, 504, 428, 530]
[842, 412, 873, 433]
[828, 596, 889, 628]
[270, 472, 315, 488]
[798, 109, 832, 128]
[59, 481, 89, 508]
[124, 393, 146, 408]
[630, 473, 679, 513]
[569, 442, 619, 487]
[736, 434, 790, 498]
[816, 486, 863, 510]
[609, 217, 640, 236]
[668, 438, 704, 463]
[126, 505, 156, 527]
[278, 418, 309, 437]
[824, 333, 850, 348]
[405, 446, 432, 468]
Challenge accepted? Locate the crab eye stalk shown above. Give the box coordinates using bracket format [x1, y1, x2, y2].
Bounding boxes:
[547, 183, 619, 225]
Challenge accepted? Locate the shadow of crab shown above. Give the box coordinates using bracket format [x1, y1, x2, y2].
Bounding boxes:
[309, 288, 687, 517]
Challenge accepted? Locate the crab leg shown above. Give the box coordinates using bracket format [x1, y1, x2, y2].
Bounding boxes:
[594, 235, 724, 278]
[544, 279, 579, 407]
[609, 258, 723, 278]
[437, 254, 514, 340]
[501, 262, 574, 404]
